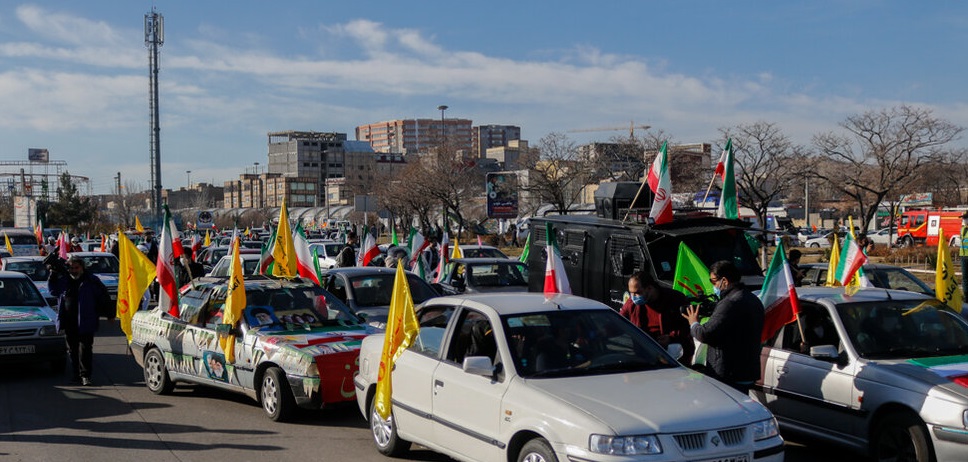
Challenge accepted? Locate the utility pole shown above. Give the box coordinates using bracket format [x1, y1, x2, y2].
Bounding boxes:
[145, 8, 164, 226]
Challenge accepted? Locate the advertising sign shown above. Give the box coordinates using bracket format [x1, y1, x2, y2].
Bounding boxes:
[486, 172, 519, 219]
[27, 148, 49, 163]
[196, 210, 214, 229]
[900, 192, 933, 207]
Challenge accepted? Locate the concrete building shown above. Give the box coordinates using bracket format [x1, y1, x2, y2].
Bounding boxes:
[265, 130, 375, 207]
[472, 125, 521, 159]
[356, 118, 473, 154]
[162, 183, 224, 210]
[486, 139, 530, 170]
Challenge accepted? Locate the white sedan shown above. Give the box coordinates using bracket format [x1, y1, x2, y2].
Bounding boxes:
[354, 293, 784, 462]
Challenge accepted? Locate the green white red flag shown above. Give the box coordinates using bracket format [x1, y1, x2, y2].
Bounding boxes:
[156, 205, 180, 317]
[358, 230, 379, 267]
[759, 241, 800, 342]
[543, 222, 571, 295]
[293, 224, 321, 285]
[716, 138, 739, 220]
[835, 232, 868, 286]
[646, 141, 673, 224]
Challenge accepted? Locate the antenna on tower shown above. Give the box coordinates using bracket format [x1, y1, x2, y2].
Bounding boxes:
[145, 8, 164, 226]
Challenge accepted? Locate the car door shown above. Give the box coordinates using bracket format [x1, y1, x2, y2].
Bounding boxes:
[761, 302, 860, 437]
[176, 291, 239, 389]
[431, 307, 508, 461]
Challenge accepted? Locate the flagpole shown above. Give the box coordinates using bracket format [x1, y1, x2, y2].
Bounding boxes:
[622, 177, 648, 223]
[701, 175, 718, 205]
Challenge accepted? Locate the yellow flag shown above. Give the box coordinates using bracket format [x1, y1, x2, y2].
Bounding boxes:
[204, 229, 211, 247]
[451, 235, 463, 260]
[270, 200, 297, 278]
[936, 228, 963, 312]
[374, 262, 420, 419]
[219, 236, 247, 363]
[825, 234, 840, 287]
[4, 233, 12, 255]
[117, 232, 157, 343]
[135, 216, 145, 233]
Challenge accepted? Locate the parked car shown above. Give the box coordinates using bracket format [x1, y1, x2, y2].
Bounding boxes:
[130, 275, 370, 421]
[437, 258, 529, 295]
[0, 270, 66, 372]
[319, 267, 440, 326]
[868, 227, 898, 247]
[196, 246, 260, 274]
[457, 244, 508, 259]
[67, 252, 119, 319]
[800, 263, 933, 296]
[309, 240, 344, 269]
[354, 293, 784, 462]
[754, 287, 968, 461]
[1, 256, 54, 306]
[803, 231, 838, 248]
[207, 253, 263, 277]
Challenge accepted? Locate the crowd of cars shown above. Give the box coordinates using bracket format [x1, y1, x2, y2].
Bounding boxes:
[4, 228, 968, 461]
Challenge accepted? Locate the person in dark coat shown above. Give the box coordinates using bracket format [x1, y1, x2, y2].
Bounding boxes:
[683, 260, 764, 394]
[336, 232, 358, 268]
[49, 255, 112, 386]
[620, 271, 694, 363]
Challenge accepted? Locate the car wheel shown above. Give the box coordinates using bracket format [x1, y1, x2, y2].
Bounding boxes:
[809, 243, 820, 248]
[901, 236, 914, 248]
[260, 367, 295, 422]
[872, 413, 933, 462]
[518, 438, 558, 462]
[370, 393, 411, 456]
[144, 348, 174, 395]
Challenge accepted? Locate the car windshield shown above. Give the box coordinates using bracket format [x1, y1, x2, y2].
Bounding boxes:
[77, 255, 119, 273]
[467, 262, 528, 287]
[865, 268, 933, 296]
[348, 273, 438, 306]
[5, 261, 49, 281]
[0, 277, 46, 306]
[837, 299, 968, 359]
[310, 243, 343, 258]
[461, 247, 507, 259]
[503, 309, 678, 379]
[234, 285, 362, 330]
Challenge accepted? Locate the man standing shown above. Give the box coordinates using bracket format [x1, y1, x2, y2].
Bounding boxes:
[683, 260, 764, 394]
[49, 255, 111, 386]
[336, 231, 358, 268]
[960, 212, 968, 301]
[620, 271, 694, 363]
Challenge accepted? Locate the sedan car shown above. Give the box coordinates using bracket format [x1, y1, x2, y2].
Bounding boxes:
[457, 244, 508, 259]
[354, 293, 784, 462]
[438, 258, 529, 295]
[803, 231, 838, 248]
[800, 263, 933, 296]
[320, 267, 440, 326]
[0, 271, 66, 372]
[754, 287, 968, 461]
[130, 275, 371, 421]
[68, 252, 119, 319]
[309, 240, 344, 269]
[868, 228, 898, 247]
[1, 256, 54, 306]
[207, 253, 263, 277]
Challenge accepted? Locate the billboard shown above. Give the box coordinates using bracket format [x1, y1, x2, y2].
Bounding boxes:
[486, 172, 519, 219]
[27, 148, 49, 163]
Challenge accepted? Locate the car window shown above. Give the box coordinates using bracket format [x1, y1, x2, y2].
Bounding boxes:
[837, 299, 968, 359]
[446, 309, 499, 368]
[870, 269, 933, 296]
[80, 255, 119, 273]
[778, 303, 841, 354]
[410, 305, 457, 358]
[179, 288, 214, 325]
[467, 262, 528, 287]
[0, 277, 46, 306]
[5, 261, 49, 281]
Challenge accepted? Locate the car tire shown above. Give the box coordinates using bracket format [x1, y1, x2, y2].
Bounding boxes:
[809, 243, 820, 248]
[369, 392, 411, 457]
[900, 236, 914, 248]
[872, 413, 933, 462]
[261, 367, 295, 422]
[144, 348, 175, 395]
[518, 438, 558, 462]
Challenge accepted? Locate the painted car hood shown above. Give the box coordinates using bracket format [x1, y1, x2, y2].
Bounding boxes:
[255, 326, 369, 356]
[867, 355, 968, 400]
[0, 305, 57, 325]
[527, 367, 768, 434]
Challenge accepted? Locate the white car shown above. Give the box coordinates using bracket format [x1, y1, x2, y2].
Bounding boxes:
[804, 232, 837, 248]
[867, 228, 897, 247]
[354, 293, 784, 462]
[309, 241, 344, 269]
[206, 253, 262, 277]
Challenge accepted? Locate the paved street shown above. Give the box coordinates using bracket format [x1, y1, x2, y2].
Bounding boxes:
[1, 320, 855, 462]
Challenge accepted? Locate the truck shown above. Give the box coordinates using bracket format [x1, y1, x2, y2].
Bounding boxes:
[895, 209, 964, 247]
[524, 183, 764, 309]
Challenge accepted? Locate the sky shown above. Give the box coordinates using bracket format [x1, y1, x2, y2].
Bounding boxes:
[0, 1, 966, 195]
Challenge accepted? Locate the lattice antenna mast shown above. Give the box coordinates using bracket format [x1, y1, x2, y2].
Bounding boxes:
[145, 9, 164, 226]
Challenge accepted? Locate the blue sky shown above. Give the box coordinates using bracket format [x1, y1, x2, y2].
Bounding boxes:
[0, 1, 966, 194]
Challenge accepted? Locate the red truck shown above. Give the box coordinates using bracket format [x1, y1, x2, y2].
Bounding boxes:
[896, 209, 963, 247]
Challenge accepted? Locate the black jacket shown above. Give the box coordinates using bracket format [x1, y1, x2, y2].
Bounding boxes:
[690, 283, 764, 385]
[336, 244, 356, 268]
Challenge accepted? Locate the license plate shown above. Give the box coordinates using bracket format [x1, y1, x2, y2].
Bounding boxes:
[695, 455, 749, 462]
[0, 345, 36, 355]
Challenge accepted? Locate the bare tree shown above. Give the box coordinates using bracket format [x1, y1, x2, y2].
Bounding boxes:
[812, 105, 964, 233]
[521, 132, 596, 214]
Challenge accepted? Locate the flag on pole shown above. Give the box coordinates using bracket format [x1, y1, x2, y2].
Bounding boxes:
[936, 228, 963, 312]
[259, 226, 277, 275]
[759, 242, 801, 342]
[219, 235, 246, 363]
[519, 232, 531, 263]
[825, 235, 841, 287]
[294, 224, 321, 285]
[99, 234, 107, 252]
[543, 222, 571, 295]
[116, 232, 156, 343]
[358, 230, 379, 267]
[135, 216, 145, 233]
[373, 262, 420, 419]
[156, 205, 180, 317]
[716, 139, 739, 220]
[204, 229, 211, 247]
[672, 242, 714, 298]
[391, 224, 399, 246]
[451, 235, 464, 260]
[3, 233, 12, 255]
[407, 228, 430, 271]
[646, 141, 673, 224]
[433, 232, 450, 283]
[270, 200, 297, 278]
[191, 234, 201, 260]
[835, 232, 868, 287]
[34, 218, 43, 245]
[58, 232, 68, 259]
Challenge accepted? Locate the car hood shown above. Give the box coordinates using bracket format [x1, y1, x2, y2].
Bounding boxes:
[0, 305, 58, 326]
[255, 325, 370, 356]
[93, 273, 119, 288]
[526, 367, 769, 434]
[865, 355, 968, 400]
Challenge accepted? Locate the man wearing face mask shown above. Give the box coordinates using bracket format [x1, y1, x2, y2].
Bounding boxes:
[683, 260, 764, 394]
[49, 255, 112, 386]
[620, 271, 694, 363]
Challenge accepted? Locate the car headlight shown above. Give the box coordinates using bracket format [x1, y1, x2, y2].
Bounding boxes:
[589, 434, 662, 455]
[751, 418, 780, 441]
[39, 325, 60, 336]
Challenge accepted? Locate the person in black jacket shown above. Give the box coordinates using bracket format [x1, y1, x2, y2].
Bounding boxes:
[49, 255, 112, 386]
[336, 232, 358, 268]
[683, 260, 764, 394]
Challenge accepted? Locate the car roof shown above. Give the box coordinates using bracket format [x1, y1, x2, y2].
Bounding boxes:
[451, 258, 523, 264]
[68, 251, 116, 257]
[801, 263, 913, 270]
[217, 253, 262, 260]
[2, 256, 45, 263]
[191, 275, 320, 291]
[794, 286, 934, 304]
[0, 270, 31, 279]
[324, 266, 400, 275]
[425, 293, 610, 316]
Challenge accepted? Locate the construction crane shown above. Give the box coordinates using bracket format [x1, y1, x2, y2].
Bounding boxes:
[568, 120, 651, 139]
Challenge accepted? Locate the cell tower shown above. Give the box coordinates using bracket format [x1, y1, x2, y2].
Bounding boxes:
[145, 8, 164, 226]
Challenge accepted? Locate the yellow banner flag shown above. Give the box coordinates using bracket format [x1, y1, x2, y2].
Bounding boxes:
[271, 200, 297, 278]
[4, 232, 12, 255]
[825, 234, 841, 287]
[936, 228, 963, 312]
[117, 232, 157, 343]
[219, 236, 247, 363]
[204, 229, 211, 247]
[451, 235, 463, 260]
[135, 216, 145, 233]
[374, 262, 420, 419]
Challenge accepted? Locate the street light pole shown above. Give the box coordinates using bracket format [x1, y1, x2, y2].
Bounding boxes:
[437, 105, 448, 139]
[186, 170, 191, 190]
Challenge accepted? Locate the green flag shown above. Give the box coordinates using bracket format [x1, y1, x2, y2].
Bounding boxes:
[673, 242, 714, 298]
[518, 232, 531, 262]
[717, 138, 739, 219]
[391, 222, 399, 246]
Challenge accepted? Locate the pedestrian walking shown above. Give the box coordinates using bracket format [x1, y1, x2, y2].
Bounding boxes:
[49, 255, 112, 386]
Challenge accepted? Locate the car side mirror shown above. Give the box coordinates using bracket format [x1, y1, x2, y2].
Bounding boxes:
[463, 356, 494, 377]
[809, 345, 839, 361]
[666, 343, 684, 361]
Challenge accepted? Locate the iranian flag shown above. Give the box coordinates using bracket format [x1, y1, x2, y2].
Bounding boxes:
[156, 205, 180, 317]
[293, 224, 321, 285]
[358, 231, 380, 267]
[434, 232, 450, 282]
[646, 141, 673, 224]
[835, 232, 869, 286]
[408, 228, 431, 271]
[190, 234, 202, 261]
[543, 222, 571, 295]
[716, 138, 739, 220]
[759, 242, 800, 342]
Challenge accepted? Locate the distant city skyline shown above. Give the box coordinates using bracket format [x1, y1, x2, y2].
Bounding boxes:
[0, 1, 965, 194]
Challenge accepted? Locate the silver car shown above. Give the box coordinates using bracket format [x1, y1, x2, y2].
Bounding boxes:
[754, 287, 968, 461]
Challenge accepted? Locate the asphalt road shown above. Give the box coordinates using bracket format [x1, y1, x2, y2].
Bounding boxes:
[0, 320, 857, 462]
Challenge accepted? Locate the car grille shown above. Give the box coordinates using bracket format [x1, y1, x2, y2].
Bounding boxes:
[0, 328, 37, 338]
[674, 427, 746, 451]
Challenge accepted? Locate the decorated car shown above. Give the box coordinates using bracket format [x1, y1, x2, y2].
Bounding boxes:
[0, 271, 66, 372]
[130, 275, 373, 421]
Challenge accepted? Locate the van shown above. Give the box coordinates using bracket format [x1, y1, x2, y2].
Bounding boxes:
[0, 228, 41, 256]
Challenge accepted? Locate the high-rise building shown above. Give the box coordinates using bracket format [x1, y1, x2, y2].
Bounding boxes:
[356, 118, 473, 154]
[265, 131, 374, 207]
[473, 125, 521, 159]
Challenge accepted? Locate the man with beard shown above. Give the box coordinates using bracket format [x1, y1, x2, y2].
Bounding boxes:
[49, 255, 111, 386]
